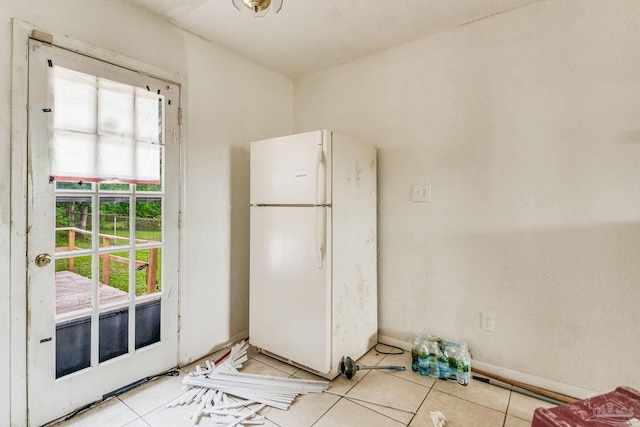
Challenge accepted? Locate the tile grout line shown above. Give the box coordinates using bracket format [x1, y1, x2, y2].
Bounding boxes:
[116, 396, 143, 418]
[128, 415, 152, 427]
[311, 368, 388, 426]
[429, 385, 511, 414]
[333, 395, 410, 426]
[249, 353, 331, 426]
[309, 393, 343, 427]
[332, 368, 420, 425]
[379, 346, 551, 422]
[117, 375, 189, 420]
[325, 389, 419, 416]
[408, 383, 436, 426]
[378, 352, 514, 421]
[379, 368, 438, 389]
[501, 390, 512, 427]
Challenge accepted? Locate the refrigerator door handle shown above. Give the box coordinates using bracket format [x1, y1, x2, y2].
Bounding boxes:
[315, 206, 325, 269]
[314, 143, 325, 205]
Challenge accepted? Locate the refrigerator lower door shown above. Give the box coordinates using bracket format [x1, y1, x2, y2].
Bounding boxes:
[250, 206, 331, 374]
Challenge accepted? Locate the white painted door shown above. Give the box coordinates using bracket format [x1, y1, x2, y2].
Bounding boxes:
[27, 39, 180, 426]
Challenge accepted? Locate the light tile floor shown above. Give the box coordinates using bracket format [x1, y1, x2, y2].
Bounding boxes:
[50, 344, 557, 427]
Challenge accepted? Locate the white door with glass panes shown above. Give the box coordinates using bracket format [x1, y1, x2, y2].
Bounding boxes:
[27, 38, 181, 426]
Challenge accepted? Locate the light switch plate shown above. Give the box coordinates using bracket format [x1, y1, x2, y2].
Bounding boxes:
[411, 184, 431, 202]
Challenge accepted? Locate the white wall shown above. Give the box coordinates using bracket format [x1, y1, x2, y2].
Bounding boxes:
[179, 32, 292, 363]
[293, 0, 640, 395]
[0, 0, 291, 423]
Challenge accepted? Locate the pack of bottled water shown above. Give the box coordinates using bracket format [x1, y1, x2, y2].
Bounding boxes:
[411, 335, 471, 386]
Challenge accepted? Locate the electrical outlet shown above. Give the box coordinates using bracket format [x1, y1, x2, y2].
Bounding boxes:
[481, 312, 495, 332]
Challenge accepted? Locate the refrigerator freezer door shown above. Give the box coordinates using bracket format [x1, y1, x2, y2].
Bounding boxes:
[250, 206, 331, 374]
[250, 130, 327, 206]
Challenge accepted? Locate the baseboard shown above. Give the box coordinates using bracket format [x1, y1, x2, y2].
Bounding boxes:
[378, 334, 597, 400]
[377, 335, 413, 352]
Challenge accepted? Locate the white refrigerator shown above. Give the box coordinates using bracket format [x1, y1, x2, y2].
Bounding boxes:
[249, 129, 377, 379]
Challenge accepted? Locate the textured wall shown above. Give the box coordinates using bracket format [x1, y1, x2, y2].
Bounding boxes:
[293, 0, 640, 394]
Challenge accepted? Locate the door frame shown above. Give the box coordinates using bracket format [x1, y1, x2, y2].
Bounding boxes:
[9, 19, 186, 425]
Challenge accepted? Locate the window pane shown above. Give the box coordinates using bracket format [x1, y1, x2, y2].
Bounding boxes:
[135, 248, 161, 296]
[98, 79, 134, 139]
[56, 181, 92, 191]
[52, 66, 97, 133]
[136, 143, 163, 191]
[135, 90, 161, 144]
[55, 255, 93, 315]
[135, 299, 160, 349]
[56, 316, 91, 378]
[135, 197, 162, 243]
[98, 249, 130, 307]
[50, 131, 99, 180]
[100, 196, 130, 249]
[99, 308, 129, 362]
[136, 182, 162, 193]
[99, 183, 131, 192]
[56, 196, 92, 256]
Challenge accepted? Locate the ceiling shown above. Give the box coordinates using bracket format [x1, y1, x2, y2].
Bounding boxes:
[128, 0, 538, 79]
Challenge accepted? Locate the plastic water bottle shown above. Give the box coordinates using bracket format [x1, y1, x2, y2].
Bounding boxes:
[456, 343, 471, 386]
[437, 343, 450, 379]
[426, 338, 441, 379]
[417, 338, 431, 376]
[411, 335, 426, 372]
[445, 343, 459, 380]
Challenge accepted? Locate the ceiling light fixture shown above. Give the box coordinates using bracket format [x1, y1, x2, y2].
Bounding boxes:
[232, 0, 283, 17]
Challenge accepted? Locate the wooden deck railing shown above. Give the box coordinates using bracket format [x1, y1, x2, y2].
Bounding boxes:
[55, 227, 158, 294]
